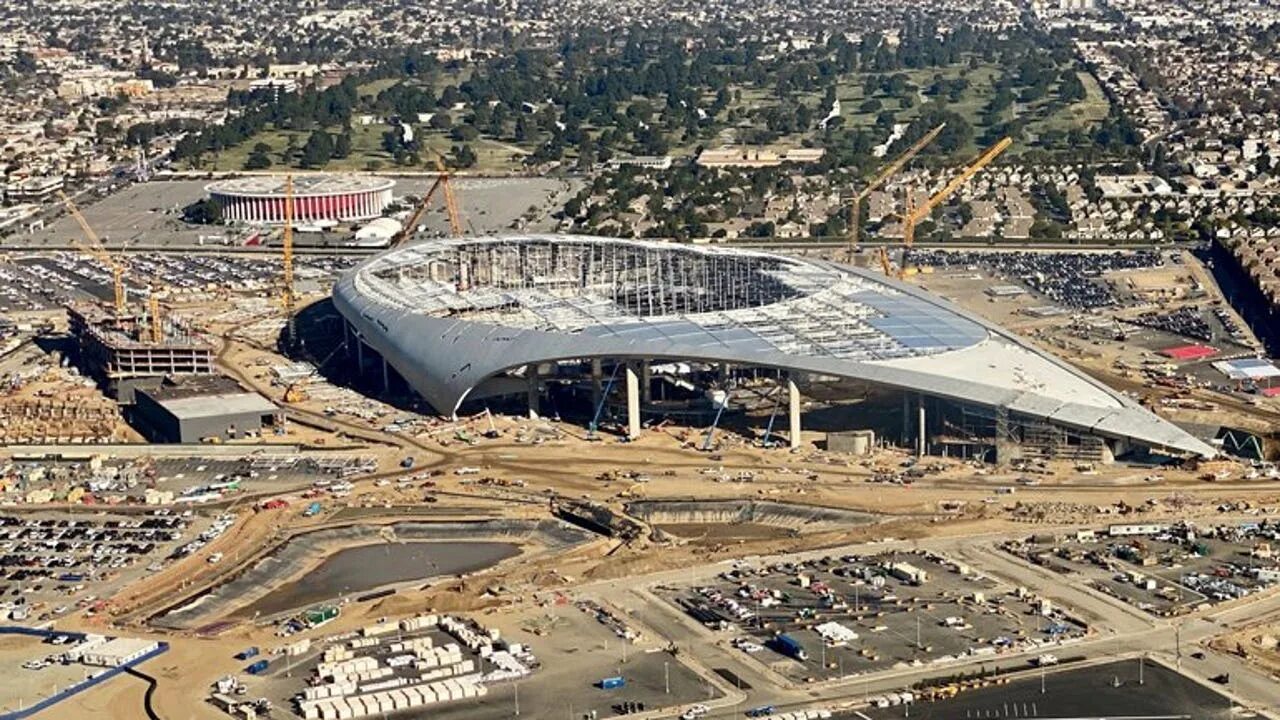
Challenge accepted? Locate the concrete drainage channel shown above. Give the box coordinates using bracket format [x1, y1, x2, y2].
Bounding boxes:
[150, 519, 592, 631]
[624, 500, 881, 537]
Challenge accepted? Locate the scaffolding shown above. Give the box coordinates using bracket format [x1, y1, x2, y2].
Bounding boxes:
[357, 236, 982, 364]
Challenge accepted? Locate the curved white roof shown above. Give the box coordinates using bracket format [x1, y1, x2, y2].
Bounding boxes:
[206, 174, 393, 197]
[333, 234, 1214, 457]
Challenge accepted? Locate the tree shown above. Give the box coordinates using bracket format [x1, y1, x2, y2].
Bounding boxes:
[451, 144, 477, 169]
[300, 130, 334, 168]
[334, 133, 352, 159]
[184, 198, 224, 225]
[244, 148, 272, 170]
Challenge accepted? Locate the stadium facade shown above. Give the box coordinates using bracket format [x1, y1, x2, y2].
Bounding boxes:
[332, 235, 1215, 463]
[206, 174, 394, 224]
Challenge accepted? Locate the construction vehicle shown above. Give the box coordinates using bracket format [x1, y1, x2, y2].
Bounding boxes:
[393, 154, 463, 246]
[60, 191, 127, 316]
[901, 137, 1012, 251]
[481, 408, 500, 439]
[283, 384, 308, 403]
[847, 123, 946, 255]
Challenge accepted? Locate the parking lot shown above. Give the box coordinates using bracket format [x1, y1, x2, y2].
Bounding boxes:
[906, 249, 1165, 310]
[1001, 521, 1280, 616]
[0, 632, 99, 715]
[2, 454, 378, 509]
[0, 509, 221, 620]
[659, 551, 1087, 683]
[243, 607, 716, 720]
[1, 251, 358, 312]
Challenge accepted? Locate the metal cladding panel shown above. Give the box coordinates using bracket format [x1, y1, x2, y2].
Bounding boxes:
[332, 237, 1218, 459]
[1005, 394, 1066, 420]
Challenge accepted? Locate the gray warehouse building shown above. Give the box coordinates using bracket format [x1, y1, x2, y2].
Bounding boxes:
[133, 376, 281, 443]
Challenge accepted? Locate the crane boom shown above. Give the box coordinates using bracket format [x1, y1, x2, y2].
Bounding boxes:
[396, 177, 443, 246]
[904, 136, 1011, 248]
[848, 123, 946, 252]
[862, 124, 947, 199]
[433, 154, 464, 237]
[59, 191, 127, 316]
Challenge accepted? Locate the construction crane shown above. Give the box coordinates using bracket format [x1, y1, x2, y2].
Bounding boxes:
[281, 174, 297, 344]
[847, 123, 946, 254]
[902, 137, 1012, 250]
[436, 153, 463, 238]
[148, 292, 162, 343]
[59, 191, 127, 316]
[393, 154, 463, 246]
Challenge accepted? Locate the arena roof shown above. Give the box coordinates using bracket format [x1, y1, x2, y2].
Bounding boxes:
[333, 235, 1215, 458]
[205, 174, 394, 197]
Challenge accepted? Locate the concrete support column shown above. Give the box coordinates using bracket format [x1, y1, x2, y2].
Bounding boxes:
[526, 364, 539, 419]
[641, 360, 652, 403]
[590, 358, 603, 409]
[902, 394, 911, 446]
[625, 362, 641, 439]
[382, 357, 390, 394]
[787, 376, 802, 450]
[916, 395, 927, 457]
[356, 338, 364, 373]
[343, 320, 350, 356]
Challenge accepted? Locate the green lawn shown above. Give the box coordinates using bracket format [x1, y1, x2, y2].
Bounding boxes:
[202, 122, 527, 173]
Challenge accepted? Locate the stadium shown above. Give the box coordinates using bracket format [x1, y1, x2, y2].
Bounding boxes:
[206, 174, 394, 225]
[332, 234, 1215, 463]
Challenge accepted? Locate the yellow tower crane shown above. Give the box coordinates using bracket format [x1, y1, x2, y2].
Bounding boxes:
[902, 137, 1012, 250]
[848, 123, 946, 254]
[59, 191, 127, 316]
[435, 153, 464, 237]
[148, 293, 162, 343]
[390, 154, 464, 247]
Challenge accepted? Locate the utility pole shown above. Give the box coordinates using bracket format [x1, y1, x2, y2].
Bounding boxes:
[513, 681, 520, 716]
[664, 661, 670, 694]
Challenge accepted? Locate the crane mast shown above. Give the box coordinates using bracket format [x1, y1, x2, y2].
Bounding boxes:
[902, 137, 1012, 249]
[59, 191, 127, 316]
[848, 123, 946, 253]
[391, 156, 464, 247]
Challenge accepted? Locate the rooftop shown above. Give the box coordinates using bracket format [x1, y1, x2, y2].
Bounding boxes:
[205, 174, 395, 197]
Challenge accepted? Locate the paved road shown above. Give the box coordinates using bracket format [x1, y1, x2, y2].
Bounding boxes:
[575, 529, 1280, 720]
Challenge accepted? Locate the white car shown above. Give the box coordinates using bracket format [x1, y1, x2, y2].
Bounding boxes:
[681, 705, 710, 720]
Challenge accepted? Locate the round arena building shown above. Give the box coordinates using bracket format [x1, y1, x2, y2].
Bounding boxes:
[206, 174, 395, 225]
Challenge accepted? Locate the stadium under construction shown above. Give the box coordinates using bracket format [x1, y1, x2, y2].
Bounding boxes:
[332, 234, 1215, 464]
